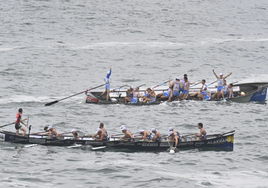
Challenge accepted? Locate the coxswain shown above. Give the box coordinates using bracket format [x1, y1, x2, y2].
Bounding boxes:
[151, 128, 162, 142]
[124, 86, 134, 103]
[139, 130, 153, 141]
[44, 126, 59, 139]
[212, 69, 232, 99]
[168, 131, 180, 149]
[15, 108, 28, 136]
[192, 123, 207, 140]
[100, 67, 112, 100]
[120, 125, 134, 141]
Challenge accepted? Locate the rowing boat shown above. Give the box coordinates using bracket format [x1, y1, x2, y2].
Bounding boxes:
[0, 130, 235, 151]
[84, 82, 268, 104]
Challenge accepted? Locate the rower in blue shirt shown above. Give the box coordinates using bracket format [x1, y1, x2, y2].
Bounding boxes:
[100, 67, 112, 100]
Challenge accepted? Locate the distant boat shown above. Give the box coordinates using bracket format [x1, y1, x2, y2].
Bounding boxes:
[84, 82, 268, 104]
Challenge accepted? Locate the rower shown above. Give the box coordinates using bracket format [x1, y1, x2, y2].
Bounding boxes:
[73, 132, 80, 140]
[130, 87, 140, 103]
[168, 127, 180, 138]
[71, 129, 78, 137]
[125, 86, 134, 103]
[182, 74, 195, 85]
[139, 130, 153, 141]
[100, 67, 112, 101]
[168, 131, 180, 149]
[44, 126, 59, 139]
[120, 125, 134, 141]
[143, 87, 156, 103]
[192, 123, 206, 140]
[157, 85, 173, 101]
[99, 123, 108, 138]
[226, 83, 234, 98]
[15, 108, 28, 136]
[212, 69, 232, 99]
[93, 128, 108, 141]
[179, 77, 189, 100]
[151, 128, 162, 142]
[196, 79, 211, 100]
[168, 78, 180, 101]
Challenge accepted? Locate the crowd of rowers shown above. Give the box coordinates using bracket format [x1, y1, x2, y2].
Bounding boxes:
[22, 123, 207, 149]
[14, 108, 206, 149]
[123, 70, 233, 103]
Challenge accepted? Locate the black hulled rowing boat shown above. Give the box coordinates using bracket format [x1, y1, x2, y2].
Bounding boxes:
[0, 130, 235, 151]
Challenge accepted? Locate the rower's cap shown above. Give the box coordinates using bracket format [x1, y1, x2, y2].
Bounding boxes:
[48, 126, 53, 130]
[121, 127, 127, 131]
[139, 129, 144, 134]
[176, 77, 180, 80]
[151, 128, 156, 132]
[220, 73, 223, 76]
[120, 125, 126, 129]
[168, 127, 173, 131]
[96, 128, 101, 132]
[107, 71, 110, 74]
[168, 131, 174, 136]
[130, 86, 134, 89]
[71, 129, 76, 132]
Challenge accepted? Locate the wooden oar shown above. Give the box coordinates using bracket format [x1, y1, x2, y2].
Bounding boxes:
[152, 80, 171, 89]
[136, 83, 146, 88]
[0, 122, 14, 129]
[110, 84, 128, 92]
[207, 80, 217, 87]
[190, 81, 202, 88]
[45, 83, 106, 106]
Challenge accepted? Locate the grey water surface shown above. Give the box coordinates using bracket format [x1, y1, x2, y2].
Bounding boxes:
[0, 0, 268, 187]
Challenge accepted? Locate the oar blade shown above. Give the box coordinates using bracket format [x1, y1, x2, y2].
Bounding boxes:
[91, 146, 106, 150]
[45, 100, 59, 106]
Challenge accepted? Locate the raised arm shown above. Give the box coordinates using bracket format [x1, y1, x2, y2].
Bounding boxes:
[212, 69, 219, 79]
[223, 72, 232, 79]
[107, 67, 112, 78]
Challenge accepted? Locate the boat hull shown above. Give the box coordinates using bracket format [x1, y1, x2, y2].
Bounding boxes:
[0, 131, 234, 151]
